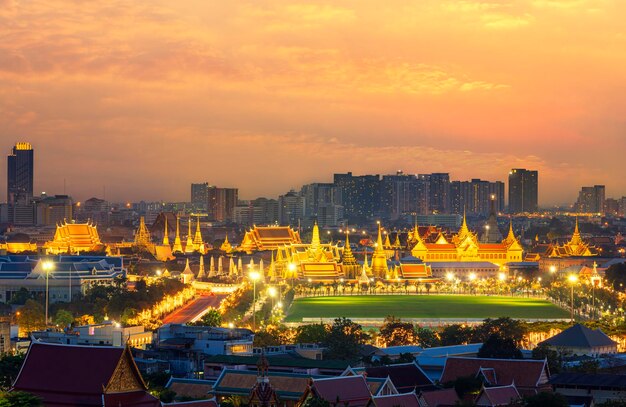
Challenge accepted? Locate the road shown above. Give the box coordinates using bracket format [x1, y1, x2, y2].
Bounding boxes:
[162, 294, 226, 324]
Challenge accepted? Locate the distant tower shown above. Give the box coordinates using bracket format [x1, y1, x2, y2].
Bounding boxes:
[7, 142, 34, 205]
[193, 215, 204, 251]
[134, 216, 152, 247]
[185, 217, 194, 253]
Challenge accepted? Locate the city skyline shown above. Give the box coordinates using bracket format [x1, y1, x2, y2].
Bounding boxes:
[1, 1, 625, 204]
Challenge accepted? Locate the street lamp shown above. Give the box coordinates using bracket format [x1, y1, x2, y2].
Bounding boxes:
[42, 260, 54, 326]
[268, 286, 277, 309]
[249, 271, 261, 330]
[568, 274, 579, 323]
[288, 263, 296, 287]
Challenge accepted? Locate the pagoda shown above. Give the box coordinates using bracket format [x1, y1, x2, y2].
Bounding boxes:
[184, 217, 195, 254]
[133, 216, 152, 248]
[220, 234, 233, 253]
[546, 218, 596, 257]
[370, 223, 389, 278]
[341, 231, 360, 279]
[45, 220, 104, 255]
[172, 216, 184, 254]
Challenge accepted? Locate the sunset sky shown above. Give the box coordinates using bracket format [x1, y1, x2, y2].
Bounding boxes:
[1, 0, 625, 205]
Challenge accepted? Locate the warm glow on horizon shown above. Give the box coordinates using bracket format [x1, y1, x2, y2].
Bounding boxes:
[1, 0, 625, 204]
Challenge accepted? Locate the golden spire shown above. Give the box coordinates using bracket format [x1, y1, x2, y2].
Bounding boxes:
[342, 231, 358, 266]
[458, 208, 469, 236]
[506, 219, 515, 241]
[311, 221, 321, 249]
[220, 233, 233, 253]
[384, 233, 392, 249]
[197, 255, 206, 279]
[393, 233, 402, 249]
[172, 216, 183, 253]
[162, 217, 170, 246]
[374, 222, 384, 254]
[185, 217, 194, 253]
[134, 216, 151, 247]
[193, 215, 203, 245]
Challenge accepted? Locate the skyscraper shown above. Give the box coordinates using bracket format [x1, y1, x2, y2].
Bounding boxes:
[333, 172, 381, 222]
[423, 173, 450, 214]
[207, 187, 238, 222]
[576, 185, 605, 214]
[450, 179, 505, 216]
[191, 182, 209, 209]
[508, 169, 538, 213]
[381, 172, 429, 220]
[7, 142, 34, 205]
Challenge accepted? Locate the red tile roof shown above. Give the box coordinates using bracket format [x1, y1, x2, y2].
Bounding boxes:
[311, 376, 372, 407]
[365, 363, 433, 393]
[12, 342, 159, 407]
[476, 385, 520, 406]
[418, 388, 460, 407]
[440, 357, 548, 392]
[373, 392, 420, 407]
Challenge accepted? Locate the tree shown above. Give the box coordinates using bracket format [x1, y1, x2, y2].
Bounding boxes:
[415, 326, 441, 348]
[253, 330, 281, 347]
[0, 353, 26, 388]
[0, 391, 42, 406]
[18, 300, 45, 334]
[295, 324, 328, 344]
[9, 288, 31, 305]
[524, 391, 568, 407]
[379, 316, 416, 347]
[474, 317, 527, 346]
[440, 324, 474, 346]
[570, 359, 600, 374]
[196, 309, 222, 327]
[54, 309, 74, 328]
[477, 333, 523, 359]
[604, 262, 626, 291]
[444, 375, 481, 399]
[397, 353, 415, 363]
[323, 318, 368, 360]
[532, 343, 562, 374]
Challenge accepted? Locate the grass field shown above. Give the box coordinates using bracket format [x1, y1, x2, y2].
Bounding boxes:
[285, 295, 569, 322]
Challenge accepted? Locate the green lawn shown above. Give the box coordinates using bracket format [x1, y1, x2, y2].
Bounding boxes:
[285, 295, 569, 322]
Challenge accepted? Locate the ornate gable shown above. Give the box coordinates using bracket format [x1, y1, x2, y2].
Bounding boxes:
[105, 347, 146, 394]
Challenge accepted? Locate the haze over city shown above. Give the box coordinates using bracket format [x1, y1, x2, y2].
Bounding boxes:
[1, 0, 625, 204]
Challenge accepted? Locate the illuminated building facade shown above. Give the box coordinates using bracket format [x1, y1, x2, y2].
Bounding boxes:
[7, 142, 34, 205]
[576, 185, 605, 214]
[545, 219, 596, 258]
[410, 214, 523, 267]
[207, 186, 238, 222]
[44, 220, 105, 254]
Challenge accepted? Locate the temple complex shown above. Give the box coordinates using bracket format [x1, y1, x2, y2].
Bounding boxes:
[410, 213, 523, 267]
[44, 220, 105, 255]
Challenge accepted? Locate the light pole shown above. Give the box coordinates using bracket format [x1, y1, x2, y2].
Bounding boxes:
[42, 260, 54, 326]
[249, 271, 260, 330]
[568, 274, 579, 323]
[288, 263, 296, 288]
[268, 286, 277, 309]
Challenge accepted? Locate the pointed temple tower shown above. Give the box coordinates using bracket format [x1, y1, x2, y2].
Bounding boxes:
[481, 194, 503, 243]
[197, 255, 206, 279]
[162, 217, 170, 246]
[370, 223, 389, 278]
[185, 217, 195, 254]
[133, 216, 152, 248]
[172, 216, 183, 254]
[193, 215, 204, 252]
[341, 231, 359, 279]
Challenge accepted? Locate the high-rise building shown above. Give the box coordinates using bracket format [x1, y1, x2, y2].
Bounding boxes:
[36, 194, 73, 226]
[508, 169, 538, 213]
[300, 183, 343, 226]
[333, 172, 381, 222]
[207, 187, 238, 222]
[278, 190, 305, 225]
[234, 197, 279, 226]
[422, 173, 450, 213]
[381, 172, 430, 220]
[7, 142, 34, 205]
[576, 185, 605, 214]
[191, 183, 209, 209]
[450, 179, 504, 216]
[605, 198, 619, 217]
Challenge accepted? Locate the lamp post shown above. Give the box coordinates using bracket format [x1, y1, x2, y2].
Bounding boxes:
[42, 260, 54, 326]
[568, 274, 579, 323]
[288, 263, 296, 288]
[249, 271, 261, 330]
[268, 286, 277, 309]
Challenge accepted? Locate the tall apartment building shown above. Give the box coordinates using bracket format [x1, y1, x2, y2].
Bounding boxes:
[278, 190, 305, 226]
[422, 173, 450, 214]
[333, 172, 381, 222]
[207, 187, 238, 222]
[576, 185, 605, 214]
[450, 179, 505, 216]
[191, 183, 209, 209]
[234, 198, 279, 226]
[381, 172, 430, 220]
[508, 169, 538, 213]
[300, 183, 343, 226]
[7, 142, 34, 205]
